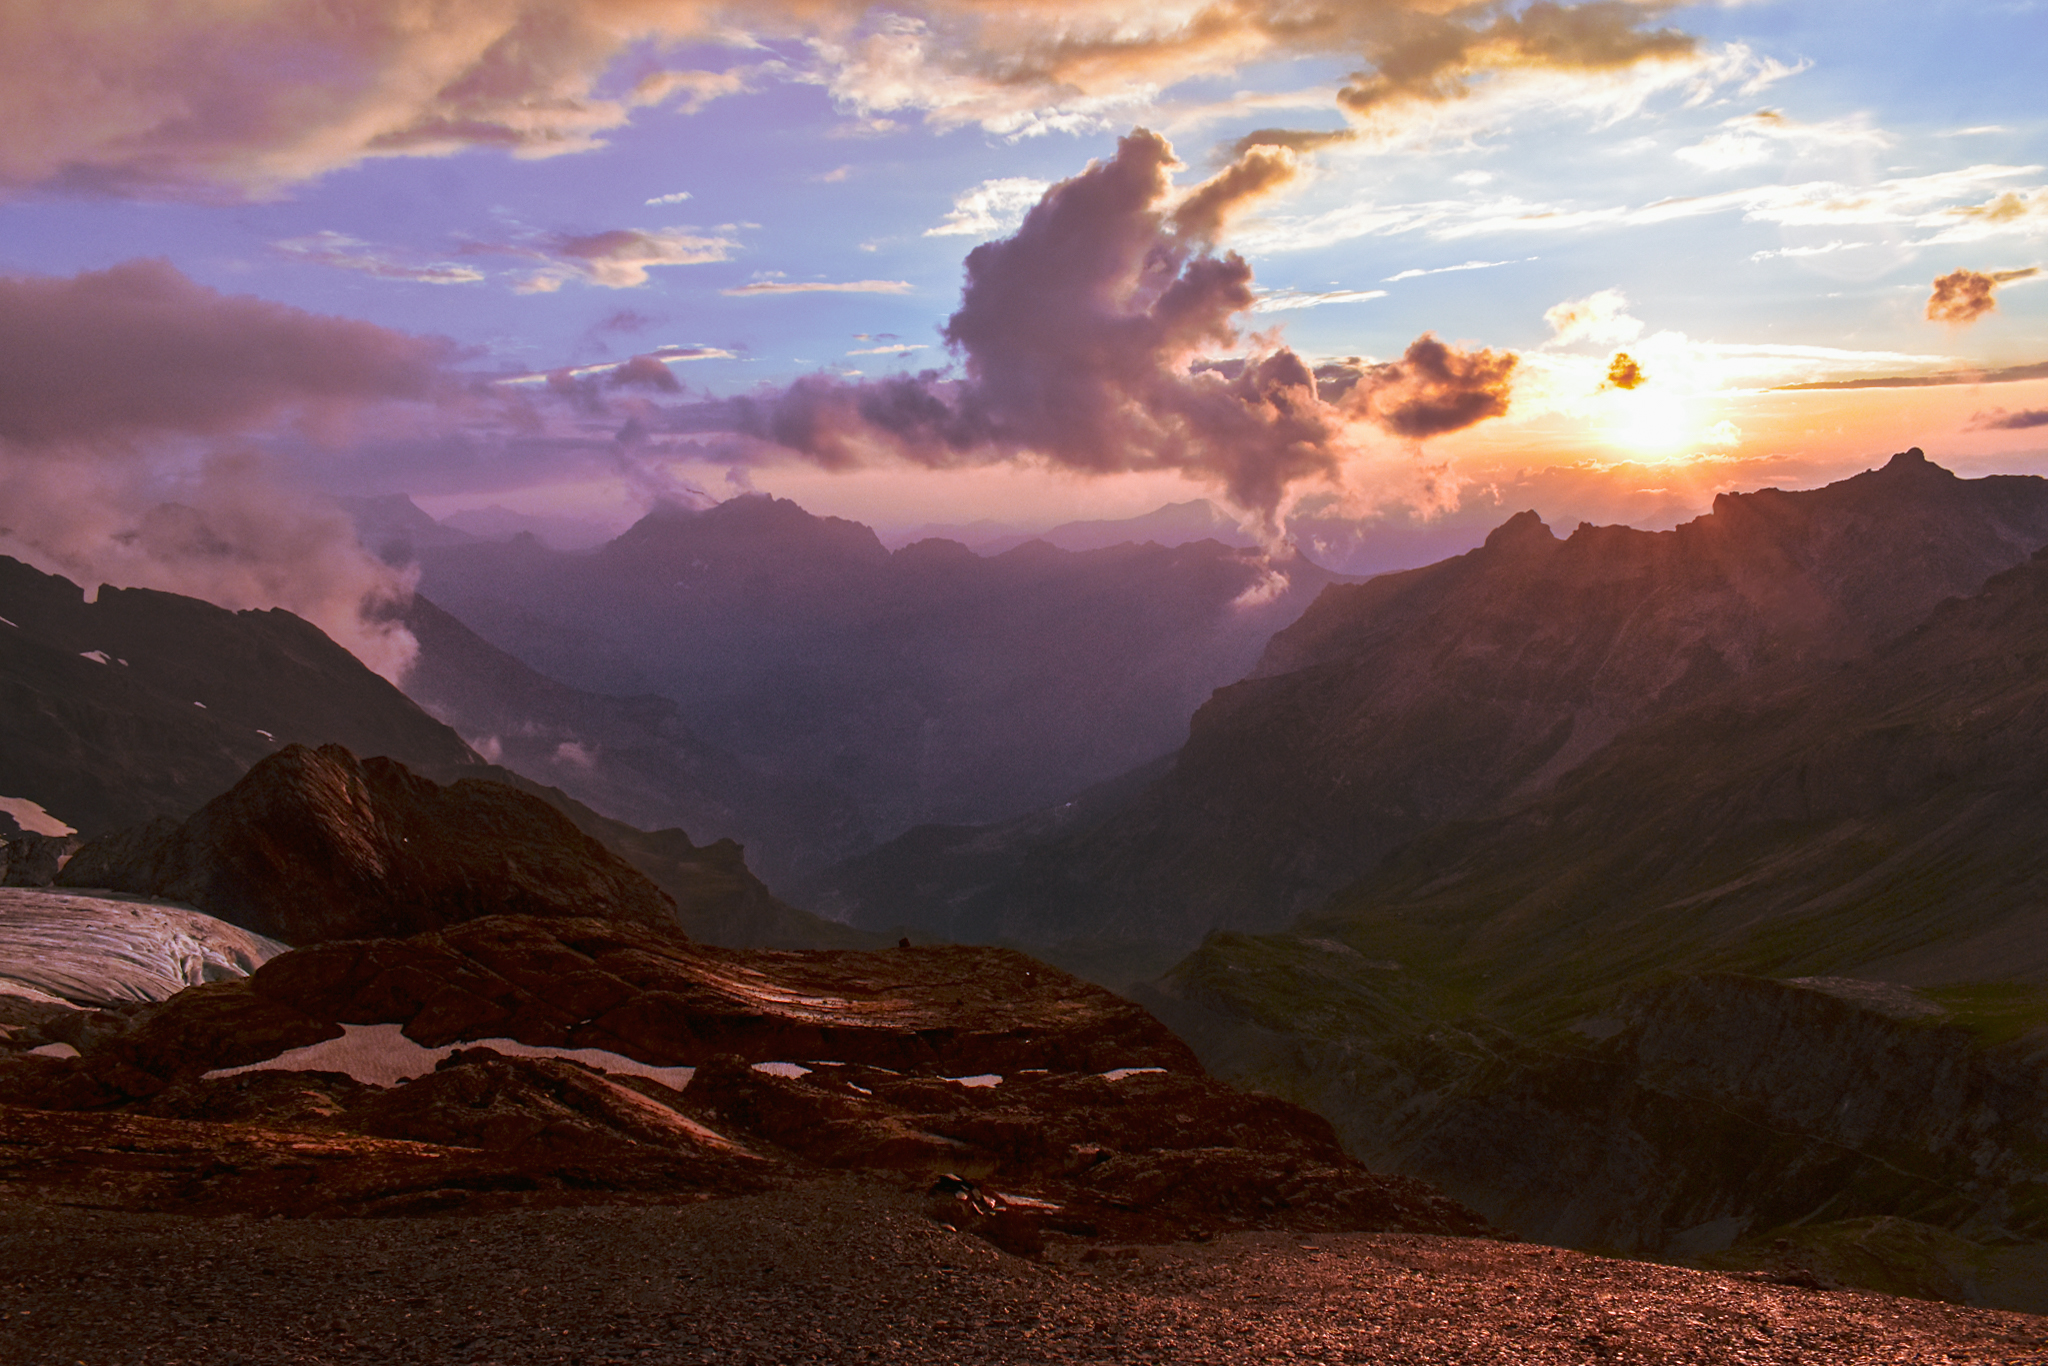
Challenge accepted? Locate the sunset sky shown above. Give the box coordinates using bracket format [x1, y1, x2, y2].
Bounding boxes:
[1, 0, 2044, 649]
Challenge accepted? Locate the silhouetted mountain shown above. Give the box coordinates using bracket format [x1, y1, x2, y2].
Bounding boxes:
[1142, 538, 2048, 1295]
[0, 558, 868, 948]
[414, 493, 1344, 852]
[338, 494, 476, 565]
[829, 451, 2048, 955]
[0, 554, 483, 837]
[400, 595, 869, 887]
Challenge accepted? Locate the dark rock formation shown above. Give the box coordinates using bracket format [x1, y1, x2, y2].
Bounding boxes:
[0, 833, 81, 887]
[0, 915, 1487, 1241]
[59, 745, 678, 942]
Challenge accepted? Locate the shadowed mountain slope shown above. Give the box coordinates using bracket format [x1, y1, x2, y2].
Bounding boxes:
[0, 555, 482, 837]
[822, 450, 2048, 954]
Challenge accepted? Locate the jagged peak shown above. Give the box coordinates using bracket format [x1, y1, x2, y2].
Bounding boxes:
[1877, 445, 1955, 478]
[1482, 509, 1556, 552]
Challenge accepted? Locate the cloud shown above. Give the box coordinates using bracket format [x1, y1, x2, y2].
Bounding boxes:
[1326, 335, 1518, 438]
[1675, 108, 1891, 172]
[1544, 288, 1643, 346]
[272, 231, 485, 285]
[0, 259, 452, 446]
[1775, 360, 2048, 391]
[608, 355, 684, 392]
[722, 279, 914, 296]
[1383, 258, 1527, 282]
[1604, 352, 1646, 389]
[1336, 1, 1695, 115]
[716, 130, 1516, 523]
[926, 177, 1053, 237]
[0, 1, 1708, 200]
[644, 190, 693, 206]
[514, 228, 737, 291]
[1968, 407, 2048, 431]
[1926, 266, 2041, 325]
[1169, 143, 1301, 243]
[1252, 288, 1389, 312]
[0, 260, 453, 677]
[1224, 127, 1358, 159]
[847, 342, 930, 356]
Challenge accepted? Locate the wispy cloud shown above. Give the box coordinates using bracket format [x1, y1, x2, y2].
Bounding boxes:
[847, 341, 928, 355]
[723, 279, 913, 296]
[1776, 360, 2048, 390]
[1383, 258, 1528, 283]
[644, 190, 692, 206]
[272, 231, 483, 284]
[1250, 287, 1386, 312]
[1675, 109, 1892, 172]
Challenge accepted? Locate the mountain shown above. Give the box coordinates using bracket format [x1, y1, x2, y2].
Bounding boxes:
[413, 493, 1344, 856]
[0, 553, 483, 837]
[0, 557, 866, 948]
[337, 493, 476, 564]
[821, 450, 2048, 956]
[399, 594, 869, 888]
[59, 744, 681, 942]
[1128, 493, 2048, 1304]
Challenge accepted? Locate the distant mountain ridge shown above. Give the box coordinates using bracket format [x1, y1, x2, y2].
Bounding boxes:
[413, 493, 1345, 859]
[817, 449, 2048, 954]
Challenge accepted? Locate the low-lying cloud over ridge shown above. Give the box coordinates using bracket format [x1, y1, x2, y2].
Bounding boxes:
[0, 260, 452, 679]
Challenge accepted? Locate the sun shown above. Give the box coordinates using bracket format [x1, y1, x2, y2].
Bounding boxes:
[1603, 388, 1697, 462]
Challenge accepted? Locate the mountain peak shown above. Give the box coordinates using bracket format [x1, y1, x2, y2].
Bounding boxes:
[1482, 509, 1556, 552]
[1877, 445, 1953, 478]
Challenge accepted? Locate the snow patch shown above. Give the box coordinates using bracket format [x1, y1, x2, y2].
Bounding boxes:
[751, 1061, 811, 1079]
[0, 797, 74, 838]
[0, 615, 16, 627]
[205, 1022, 699, 1091]
[1100, 1067, 1168, 1082]
[0, 888, 277, 1004]
[79, 650, 110, 664]
[27, 1042, 79, 1059]
[946, 1074, 1002, 1088]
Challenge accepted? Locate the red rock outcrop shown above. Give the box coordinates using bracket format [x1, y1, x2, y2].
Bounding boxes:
[0, 916, 1487, 1243]
[58, 745, 678, 943]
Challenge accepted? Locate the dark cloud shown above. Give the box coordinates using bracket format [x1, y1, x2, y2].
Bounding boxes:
[1323, 336, 1518, 438]
[1339, 1, 1696, 114]
[1968, 407, 2048, 431]
[1224, 128, 1358, 160]
[715, 130, 1517, 521]
[1605, 352, 1646, 389]
[1926, 266, 2040, 325]
[596, 309, 660, 334]
[609, 355, 684, 392]
[0, 258, 453, 448]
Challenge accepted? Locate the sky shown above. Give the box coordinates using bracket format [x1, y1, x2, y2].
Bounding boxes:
[0, 0, 2044, 665]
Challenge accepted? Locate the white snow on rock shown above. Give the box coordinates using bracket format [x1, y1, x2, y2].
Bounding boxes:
[751, 1061, 811, 1079]
[0, 797, 74, 838]
[0, 888, 286, 1007]
[79, 650, 111, 664]
[27, 1042, 79, 1059]
[206, 1021, 699, 1092]
[946, 1074, 1002, 1088]
[1100, 1067, 1168, 1082]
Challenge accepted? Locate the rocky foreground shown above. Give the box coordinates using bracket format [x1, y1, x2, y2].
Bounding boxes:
[4, 1182, 2046, 1366]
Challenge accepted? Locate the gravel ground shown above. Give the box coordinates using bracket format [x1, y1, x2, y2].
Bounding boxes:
[4, 1180, 2046, 1366]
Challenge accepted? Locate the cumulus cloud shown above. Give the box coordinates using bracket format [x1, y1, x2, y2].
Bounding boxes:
[1604, 352, 1646, 389]
[1544, 288, 1643, 346]
[1967, 407, 2048, 431]
[714, 130, 1517, 524]
[0, 1, 1706, 200]
[1926, 266, 2041, 325]
[927, 177, 1053, 237]
[0, 259, 453, 677]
